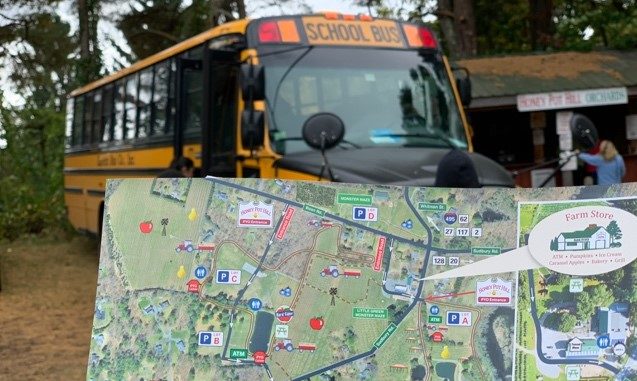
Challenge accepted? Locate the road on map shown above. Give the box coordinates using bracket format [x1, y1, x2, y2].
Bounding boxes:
[220, 207, 286, 363]
[208, 179, 438, 381]
[288, 187, 435, 380]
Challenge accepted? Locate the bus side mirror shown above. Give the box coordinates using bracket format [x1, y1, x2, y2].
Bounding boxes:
[240, 63, 265, 101]
[453, 67, 472, 107]
[241, 110, 265, 148]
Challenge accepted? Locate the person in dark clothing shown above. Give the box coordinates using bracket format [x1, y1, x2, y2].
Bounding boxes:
[434, 149, 481, 188]
[157, 156, 194, 178]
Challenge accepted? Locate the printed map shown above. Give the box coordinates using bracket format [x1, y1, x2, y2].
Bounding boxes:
[88, 178, 637, 380]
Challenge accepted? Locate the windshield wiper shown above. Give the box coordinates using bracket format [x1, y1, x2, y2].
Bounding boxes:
[372, 133, 456, 149]
[267, 46, 315, 132]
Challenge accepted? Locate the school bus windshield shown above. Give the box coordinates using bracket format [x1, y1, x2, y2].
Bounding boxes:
[260, 47, 467, 154]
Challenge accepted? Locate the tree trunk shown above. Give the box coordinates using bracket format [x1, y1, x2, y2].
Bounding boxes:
[529, 0, 553, 50]
[78, 0, 90, 59]
[437, 0, 459, 57]
[438, 0, 477, 58]
[453, 0, 477, 58]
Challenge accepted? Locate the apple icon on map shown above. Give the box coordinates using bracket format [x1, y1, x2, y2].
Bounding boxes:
[139, 220, 153, 234]
[309, 317, 324, 330]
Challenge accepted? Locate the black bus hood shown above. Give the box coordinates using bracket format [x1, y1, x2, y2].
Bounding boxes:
[274, 147, 515, 187]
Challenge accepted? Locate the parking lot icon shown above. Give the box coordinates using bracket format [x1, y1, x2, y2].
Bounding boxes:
[352, 207, 378, 221]
[446, 311, 472, 326]
[216, 269, 241, 284]
[198, 331, 223, 347]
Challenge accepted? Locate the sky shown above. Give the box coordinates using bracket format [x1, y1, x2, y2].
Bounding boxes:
[253, 0, 366, 16]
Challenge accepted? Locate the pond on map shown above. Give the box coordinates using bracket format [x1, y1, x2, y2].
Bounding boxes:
[249, 311, 274, 353]
[435, 362, 456, 380]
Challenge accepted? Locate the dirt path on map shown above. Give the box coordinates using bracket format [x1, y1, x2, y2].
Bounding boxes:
[0, 234, 99, 381]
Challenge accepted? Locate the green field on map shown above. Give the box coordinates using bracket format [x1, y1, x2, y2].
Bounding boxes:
[88, 179, 637, 381]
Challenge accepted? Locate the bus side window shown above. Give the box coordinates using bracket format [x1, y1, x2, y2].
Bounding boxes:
[83, 94, 93, 146]
[73, 96, 84, 146]
[137, 67, 153, 138]
[90, 92, 102, 144]
[153, 61, 171, 137]
[168, 60, 177, 134]
[183, 48, 203, 138]
[101, 85, 114, 142]
[65, 98, 74, 149]
[113, 81, 125, 141]
[124, 75, 138, 140]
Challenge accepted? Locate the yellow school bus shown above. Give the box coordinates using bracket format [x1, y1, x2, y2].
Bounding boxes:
[64, 12, 513, 233]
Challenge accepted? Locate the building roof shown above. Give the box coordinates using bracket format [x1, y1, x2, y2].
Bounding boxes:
[561, 225, 605, 239]
[569, 337, 598, 349]
[457, 50, 637, 108]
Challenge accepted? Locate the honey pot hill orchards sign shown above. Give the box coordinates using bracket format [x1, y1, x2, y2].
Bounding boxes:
[517, 87, 627, 112]
[476, 278, 513, 306]
[237, 201, 274, 228]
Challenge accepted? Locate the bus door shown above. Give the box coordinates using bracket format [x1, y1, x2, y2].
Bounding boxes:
[201, 48, 239, 177]
[176, 51, 203, 168]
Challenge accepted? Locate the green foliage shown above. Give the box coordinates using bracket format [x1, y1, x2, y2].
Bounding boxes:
[0, 5, 78, 241]
[574, 289, 595, 321]
[0, 103, 69, 240]
[543, 311, 576, 331]
[575, 283, 614, 322]
[606, 220, 622, 243]
[116, 0, 248, 60]
[475, 0, 530, 54]
[368, 0, 637, 56]
[554, 0, 637, 50]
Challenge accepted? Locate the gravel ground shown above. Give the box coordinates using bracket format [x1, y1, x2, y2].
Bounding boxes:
[0, 234, 99, 381]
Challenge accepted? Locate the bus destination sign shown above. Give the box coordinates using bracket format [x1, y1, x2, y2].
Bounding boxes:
[301, 17, 404, 48]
